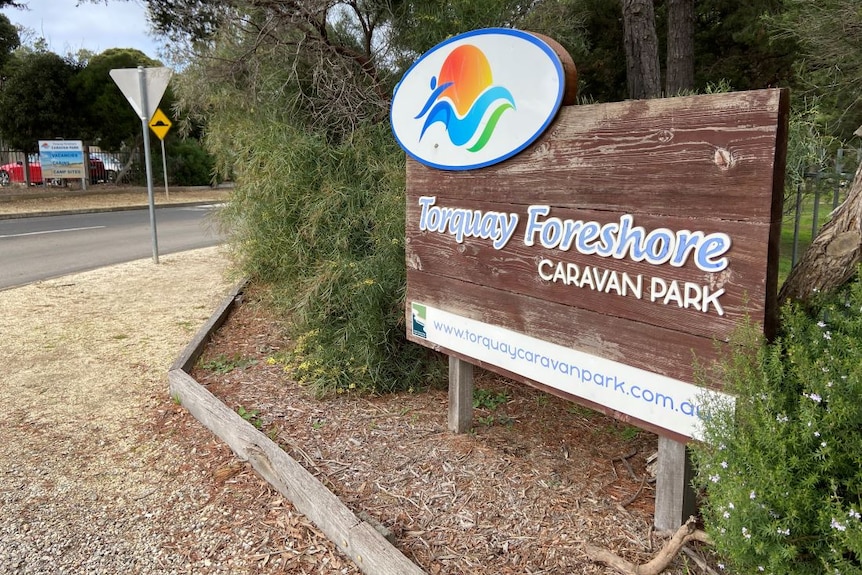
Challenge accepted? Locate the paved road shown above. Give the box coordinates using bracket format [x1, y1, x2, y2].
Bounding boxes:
[0, 205, 224, 290]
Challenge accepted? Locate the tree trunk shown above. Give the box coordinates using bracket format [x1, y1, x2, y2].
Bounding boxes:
[779, 160, 862, 304]
[666, 0, 695, 95]
[622, 0, 662, 99]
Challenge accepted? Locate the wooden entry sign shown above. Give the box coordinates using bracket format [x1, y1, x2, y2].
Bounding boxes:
[405, 89, 789, 441]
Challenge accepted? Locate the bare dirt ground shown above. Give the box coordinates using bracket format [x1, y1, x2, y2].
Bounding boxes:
[0, 188, 717, 574]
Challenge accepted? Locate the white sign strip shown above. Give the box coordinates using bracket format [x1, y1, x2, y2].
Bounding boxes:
[410, 303, 734, 439]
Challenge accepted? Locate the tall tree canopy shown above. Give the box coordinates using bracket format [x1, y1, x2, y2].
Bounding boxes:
[0, 51, 80, 151]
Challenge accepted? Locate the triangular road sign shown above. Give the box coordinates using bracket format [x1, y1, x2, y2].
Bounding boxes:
[110, 67, 173, 121]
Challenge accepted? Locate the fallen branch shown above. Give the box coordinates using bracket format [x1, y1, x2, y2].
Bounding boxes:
[584, 516, 712, 575]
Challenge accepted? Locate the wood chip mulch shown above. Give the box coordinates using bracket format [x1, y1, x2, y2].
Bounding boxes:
[188, 289, 716, 574]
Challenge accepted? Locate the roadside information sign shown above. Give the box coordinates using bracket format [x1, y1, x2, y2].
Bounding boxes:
[38, 140, 85, 179]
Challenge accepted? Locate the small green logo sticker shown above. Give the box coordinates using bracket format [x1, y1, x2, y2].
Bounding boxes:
[411, 303, 427, 338]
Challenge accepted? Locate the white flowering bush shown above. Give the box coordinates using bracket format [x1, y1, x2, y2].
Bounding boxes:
[692, 273, 862, 574]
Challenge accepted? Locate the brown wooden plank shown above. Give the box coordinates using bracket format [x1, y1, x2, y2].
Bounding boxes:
[406, 200, 771, 340]
[408, 89, 787, 222]
[168, 369, 426, 575]
[170, 280, 247, 373]
[448, 356, 474, 433]
[406, 299, 697, 443]
[404, 88, 787, 439]
[406, 272, 726, 388]
[655, 437, 697, 530]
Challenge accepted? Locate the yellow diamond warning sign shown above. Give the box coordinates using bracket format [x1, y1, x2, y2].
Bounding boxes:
[149, 108, 172, 140]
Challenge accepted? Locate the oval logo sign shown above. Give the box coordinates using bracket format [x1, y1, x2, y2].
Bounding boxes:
[391, 28, 564, 171]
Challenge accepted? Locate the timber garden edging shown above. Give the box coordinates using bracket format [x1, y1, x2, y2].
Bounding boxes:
[167, 280, 426, 575]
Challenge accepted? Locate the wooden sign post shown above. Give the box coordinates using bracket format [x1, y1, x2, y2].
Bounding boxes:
[394, 30, 788, 530]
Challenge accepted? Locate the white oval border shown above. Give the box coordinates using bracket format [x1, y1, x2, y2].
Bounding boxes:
[391, 28, 565, 171]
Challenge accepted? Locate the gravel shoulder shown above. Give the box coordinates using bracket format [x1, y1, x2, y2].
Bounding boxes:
[0, 192, 356, 574]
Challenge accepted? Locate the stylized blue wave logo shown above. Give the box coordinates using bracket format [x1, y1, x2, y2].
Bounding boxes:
[414, 44, 516, 153]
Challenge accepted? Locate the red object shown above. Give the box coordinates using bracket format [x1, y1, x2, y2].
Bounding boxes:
[0, 156, 107, 186]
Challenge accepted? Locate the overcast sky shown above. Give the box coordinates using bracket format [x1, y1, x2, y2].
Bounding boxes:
[1, 0, 164, 59]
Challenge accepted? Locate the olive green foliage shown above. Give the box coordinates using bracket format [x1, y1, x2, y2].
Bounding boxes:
[0, 44, 185, 158]
[784, 97, 842, 190]
[692, 273, 862, 574]
[168, 1, 446, 395]
[768, 0, 862, 141]
[154, 137, 215, 186]
[217, 116, 442, 394]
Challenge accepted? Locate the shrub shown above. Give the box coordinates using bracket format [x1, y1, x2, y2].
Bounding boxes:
[692, 273, 862, 574]
[219, 117, 443, 395]
[160, 138, 216, 186]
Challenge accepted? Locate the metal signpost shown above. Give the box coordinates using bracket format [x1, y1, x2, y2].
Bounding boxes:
[109, 66, 172, 264]
[149, 108, 172, 199]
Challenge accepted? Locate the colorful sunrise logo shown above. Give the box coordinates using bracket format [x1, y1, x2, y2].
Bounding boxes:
[414, 45, 516, 152]
[390, 28, 564, 171]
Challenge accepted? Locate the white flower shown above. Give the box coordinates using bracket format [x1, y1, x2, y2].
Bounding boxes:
[728, 502, 735, 509]
[776, 414, 789, 423]
[718, 563, 725, 570]
[818, 320, 827, 328]
[723, 511, 730, 519]
[758, 567, 765, 572]
[710, 474, 720, 483]
[777, 527, 790, 536]
[806, 392, 822, 403]
[721, 461, 728, 469]
[831, 518, 847, 531]
[850, 509, 861, 520]
[750, 490, 757, 500]
[815, 431, 821, 437]
[821, 441, 827, 448]
[824, 331, 832, 340]
[742, 526, 752, 539]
